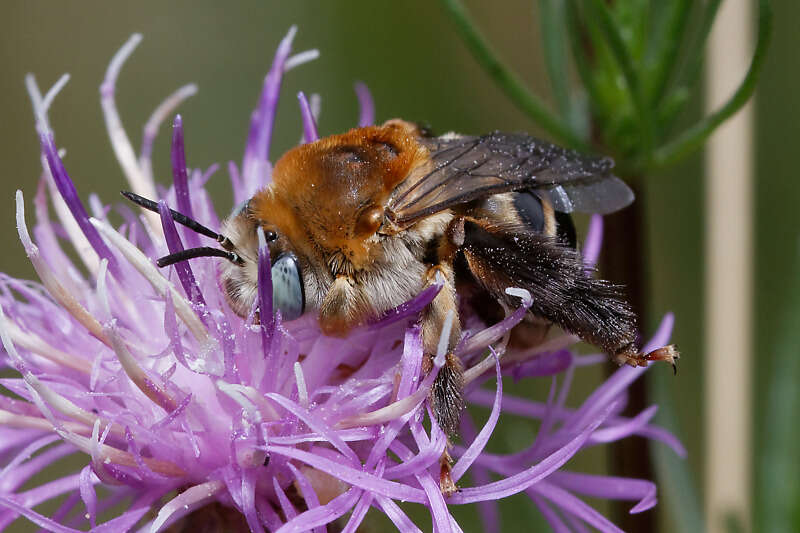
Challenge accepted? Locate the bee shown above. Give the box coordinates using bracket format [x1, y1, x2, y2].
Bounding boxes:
[123, 119, 677, 491]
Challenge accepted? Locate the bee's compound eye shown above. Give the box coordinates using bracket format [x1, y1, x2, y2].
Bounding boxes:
[271, 253, 304, 321]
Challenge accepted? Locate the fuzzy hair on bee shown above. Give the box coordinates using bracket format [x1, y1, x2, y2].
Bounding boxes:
[123, 118, 678, 495]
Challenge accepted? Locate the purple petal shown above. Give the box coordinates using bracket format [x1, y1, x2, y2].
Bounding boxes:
[276, 487, 361, 533]
[265, 393, 359, 464]
[170, 116, 195, 222]
[149, 480, 224, 532]
[642, 312, 675, 353]
[256, 496, 284, 532]
[395, 418, 453, 533]
[362, 330, 426, 470]
[458, 289, 532, 358]
[458, 413, 500, 533]
[452, 351, 501, 481]
[532, 370, 573, 456]
[590, 405, 658, 444]
[257, 227, 274, 351]
[510, 350, 573, 381]
[448, 403, 615, 504]
[550, 471, 657, 513]
[532, 481, 625, 533]
[195, 163, 219, 189]
[417, 469, 453, 533]
[265, 445, 426, 503]
[530, 493, 571, 533]
[396, 323, 424, 399]
[273, 476, 298, 521]
[567, 314, 674, 433]
[79, 465, 97, 527]
[0, 444, 75, 494]
[341, 489, 376, 533]
[228, 160, 245, 205]
[140, 84, 197, 181]
[90, 491, 160, 532]
[241, 468, 265, 533]
[39, 133, 120, 277]
[0, 494, 82, 533]
[375, 495, 423, 533]
[298, 91, 319, 143]
[370, 280, 442, 329]
[162, 293, 189, 370]
[46, 491, 82, 530]
[582, 214, 603, 269]
[150, 392, 192, 432]
[158, 201, 206, 308]
[5, 473, 83, 519]
[243, 26, 296, 182]
[636, 425, 687, 458]
[564, 513, 592, 533]
[287, 463, 324, 533]
[0, 434, 59, 481]
[354, 82, 375, 127]
[384, 429, 445, 479]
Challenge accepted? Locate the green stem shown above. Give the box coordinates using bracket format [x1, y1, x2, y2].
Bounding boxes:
[439, 0, 589, 150]
[652, 0, 772, 169]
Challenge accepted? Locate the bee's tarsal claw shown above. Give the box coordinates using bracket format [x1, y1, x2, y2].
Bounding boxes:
[439, 450, 458, 496]
[615, 344, 680, 371]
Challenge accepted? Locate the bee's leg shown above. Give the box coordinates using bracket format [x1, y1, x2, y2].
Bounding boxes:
[614, 344, 680, 374]
[459, 218, 679, 370]
[420, 263, 463, 496]
[318, 275, 366, 337]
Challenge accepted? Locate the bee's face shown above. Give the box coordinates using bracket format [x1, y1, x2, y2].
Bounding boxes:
[217, 199, 312, 322]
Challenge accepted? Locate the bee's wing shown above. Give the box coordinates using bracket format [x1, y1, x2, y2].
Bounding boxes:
[386, 132, 633, 227]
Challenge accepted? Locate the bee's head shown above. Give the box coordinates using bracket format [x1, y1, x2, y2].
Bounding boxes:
[121, 191, 305, 322]
[217, 198, 305, 321]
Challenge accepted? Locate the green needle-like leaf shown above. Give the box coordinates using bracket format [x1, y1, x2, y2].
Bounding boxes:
[585, 0, 654, 155]
[756, 239, 800, 533]
[678, 0, 724, 93]
[647, 0, 692, 106]
[652, 0, 772, 169]
[650, 369, 706, 533]
[538, 0, 573, 124]
[438, 0, 588, 150]
[564, 1, 604, 115]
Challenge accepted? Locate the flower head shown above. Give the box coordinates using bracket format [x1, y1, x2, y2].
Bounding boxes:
[0, 28, 683, 532]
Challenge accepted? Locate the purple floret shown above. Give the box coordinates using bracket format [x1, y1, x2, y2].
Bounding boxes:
[0, 27, 683, 533]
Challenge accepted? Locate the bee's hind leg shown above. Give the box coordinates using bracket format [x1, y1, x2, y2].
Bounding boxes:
[420, 264, 464, 496]
[614, 343, 680, 374]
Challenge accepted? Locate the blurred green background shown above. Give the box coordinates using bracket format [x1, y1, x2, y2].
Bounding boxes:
[0, 1, 796, 531]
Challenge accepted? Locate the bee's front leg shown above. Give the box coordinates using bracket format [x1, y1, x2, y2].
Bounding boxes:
[420, 260, 464, 496]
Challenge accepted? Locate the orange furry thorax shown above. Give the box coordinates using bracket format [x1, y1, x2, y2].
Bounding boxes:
[249, 123, 428, 269]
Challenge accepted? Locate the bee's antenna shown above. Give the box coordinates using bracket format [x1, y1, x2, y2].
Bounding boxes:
[157, 247, 244, 268]
[121, 191, 234, 249]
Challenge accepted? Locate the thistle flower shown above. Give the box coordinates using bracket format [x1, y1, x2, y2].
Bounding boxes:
[0, 28, 684, 532]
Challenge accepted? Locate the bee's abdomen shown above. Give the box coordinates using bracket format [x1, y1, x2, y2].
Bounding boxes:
[461, 190, 576, 248]
[512, 191, 576, 248]
[554, 210, 577, 248]
[512, 191, 545, 234]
